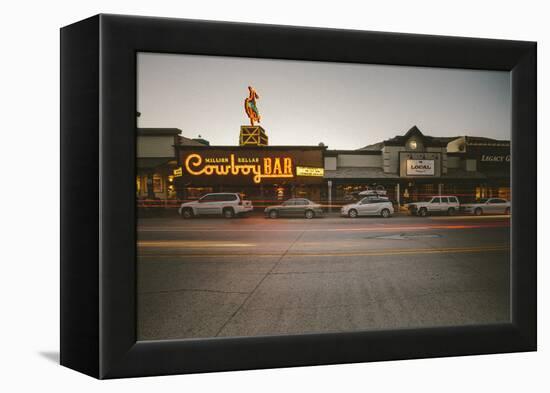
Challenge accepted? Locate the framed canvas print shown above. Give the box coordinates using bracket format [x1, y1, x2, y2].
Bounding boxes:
[60, 14, 536, 379]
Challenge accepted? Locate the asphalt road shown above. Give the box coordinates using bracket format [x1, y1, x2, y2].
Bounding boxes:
[137, 213, 511, 341]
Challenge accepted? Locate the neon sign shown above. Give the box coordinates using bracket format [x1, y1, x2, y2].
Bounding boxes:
[184, 153, 294, 184]
[296, 166, 324, 177]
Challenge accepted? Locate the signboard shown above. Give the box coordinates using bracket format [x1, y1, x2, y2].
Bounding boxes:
[399, 152, 440, 177]
[184, 153, 293, 184]
[177, 148, 324, 185]
[480, 154, 510, 163]
[173, 167, 183, 177]
[406, 159, 435, 176]
[296, 166, 324, 177]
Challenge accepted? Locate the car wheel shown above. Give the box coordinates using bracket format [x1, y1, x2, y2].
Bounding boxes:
[447, 207, 456, 216]
[223, 208, 235, 219]
[348, 209, 358, 218]
[505, 207, 510, 215]
[305, 210, 314, 219]
[474, 207, 483, 216]
[181, 208, 193, 219]
[419, 208, 428, 217]
[381, 208, 390, 218]
[269, 210, 278, 219]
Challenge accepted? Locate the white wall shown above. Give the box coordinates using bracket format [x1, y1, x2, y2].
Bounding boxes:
[336, 154, 382, 167]
[324, 156, 337, 170]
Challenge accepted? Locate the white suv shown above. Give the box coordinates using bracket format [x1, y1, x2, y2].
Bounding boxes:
[341, 197, 394, 218]
[408, 196, 460, 217]
[178, 193, 253, 218]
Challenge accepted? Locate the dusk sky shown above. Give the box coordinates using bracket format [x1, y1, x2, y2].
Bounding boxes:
[137, 53, 511, 150]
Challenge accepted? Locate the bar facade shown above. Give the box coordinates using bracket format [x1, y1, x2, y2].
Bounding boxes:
[137, 125, 510, 212]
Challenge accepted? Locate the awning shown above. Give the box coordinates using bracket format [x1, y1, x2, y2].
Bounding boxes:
[324, 167, 399, 179]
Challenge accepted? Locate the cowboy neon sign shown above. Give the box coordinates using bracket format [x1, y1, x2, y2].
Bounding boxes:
[183, 153, 294, 184]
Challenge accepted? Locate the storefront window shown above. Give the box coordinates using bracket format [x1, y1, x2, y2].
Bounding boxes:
[153, 174, 163, 193]
[498, 187, 511, 201]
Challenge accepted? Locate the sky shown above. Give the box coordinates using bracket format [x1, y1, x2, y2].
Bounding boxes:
[137, 53, 511, 150]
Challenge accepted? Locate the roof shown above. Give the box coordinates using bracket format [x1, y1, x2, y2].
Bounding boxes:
[177, 135, 207, 146]
[382, 125, 454, 148]
[324, 167, 399, 179]
[176, 145, 327, 151]
[137, 128, 182, 136]
[324, 149, 381, 156]
[136, 157, 175, 169]
[358, 141, 384, 151]
[464, 136, 510, 147]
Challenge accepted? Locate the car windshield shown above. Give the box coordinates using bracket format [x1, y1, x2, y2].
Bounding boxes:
[477, 198, 489, 203]
[420, 197, 434, 202]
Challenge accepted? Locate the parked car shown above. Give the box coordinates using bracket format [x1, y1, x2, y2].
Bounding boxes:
[178, 193, 253, 218]
[461, 198, 510, 216]
[407, 196, 460, 217]
[341, 196, 394, 218]
[264, 198, 324, 219]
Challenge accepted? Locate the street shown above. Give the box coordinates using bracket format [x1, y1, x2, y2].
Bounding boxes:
[137, 213, 510, 340]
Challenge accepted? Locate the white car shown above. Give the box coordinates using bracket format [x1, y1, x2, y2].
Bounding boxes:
[407, 196, 460, 217]
[461, 198, 511, 216]
[178, 193, 253, 218]
[341, 197, 394, 218]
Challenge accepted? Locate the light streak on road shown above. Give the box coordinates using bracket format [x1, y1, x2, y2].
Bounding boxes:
[429, 215, 511, 220]
[137, 222, 509, 233]
[138, 241, 255, 248]
[138, 244, 509, 259]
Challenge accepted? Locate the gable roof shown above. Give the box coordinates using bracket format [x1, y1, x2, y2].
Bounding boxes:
[382, 125, 450, 147]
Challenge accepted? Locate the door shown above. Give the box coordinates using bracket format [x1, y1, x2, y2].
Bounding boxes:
[213, 194, 235, 215]
[196, 194, 218, 215]
[279, 200, 295, 217]
[429, 197, 442, 212]
[488, 198, 507, 214]
[439, 197, 449, 212]
[358, 198, 378, 216]
[293, 199, 308, 217]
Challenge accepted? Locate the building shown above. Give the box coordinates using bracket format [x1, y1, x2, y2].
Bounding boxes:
[324, 126, 510, 206]
[174, 145, 326, 205]
[137, 125, 510, 213]
[136, 128, 207, 209]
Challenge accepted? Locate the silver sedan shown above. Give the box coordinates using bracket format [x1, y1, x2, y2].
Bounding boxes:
[461, 198, 511, 216]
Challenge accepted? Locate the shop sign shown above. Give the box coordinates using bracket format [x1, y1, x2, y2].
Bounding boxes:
[296, 166, 324, 177]
[173, 167, 183, 177]
[406, 159, 435, 176]
[183, 153, 294, 184]
[480, 154, 510, 163]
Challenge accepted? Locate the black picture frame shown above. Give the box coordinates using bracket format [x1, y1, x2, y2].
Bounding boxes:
[60, 14, 536, 379]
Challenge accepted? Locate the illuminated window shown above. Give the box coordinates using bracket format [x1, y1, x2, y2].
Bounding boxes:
[153, 174, 163, 193]
[409, 140, 417, 150]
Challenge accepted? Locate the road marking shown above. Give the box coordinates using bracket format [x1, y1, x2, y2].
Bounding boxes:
[138, 245, 510, 259]
[429, 215, 511, 220]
